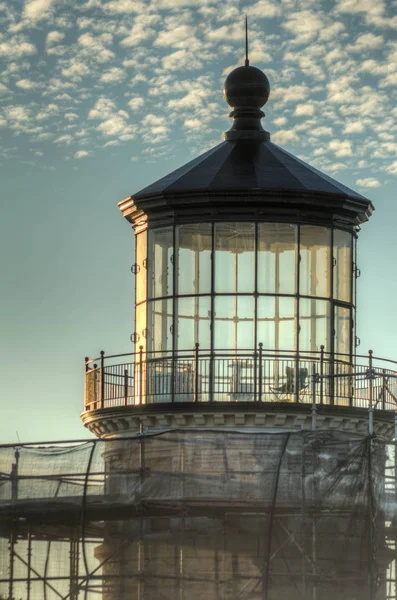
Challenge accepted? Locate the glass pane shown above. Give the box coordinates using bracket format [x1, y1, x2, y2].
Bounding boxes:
[176, 296, 211, 351]
[176, 223, 212, 295]
[215, 223, 255, 293]
[214, 296, 254, 350]
[277, 297, 296, 352]
[299, 299, 330, 354]
[300, 226, 331, 298]
[148, 299, 173, 354]
[148, 227, 173, 298]
[136, 230, 147, 304]
[258, 223, 297, 294]
[257, 296, 275, 350]
[135, 302, 147, 353]
[333, 229, 352, 303]
[335, 305, 351, 358]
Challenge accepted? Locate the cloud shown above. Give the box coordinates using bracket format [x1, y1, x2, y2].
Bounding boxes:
[249, 0, 281, 18]
[75, 150, 90, 158]
[385, 160, 397, 175]
[329, 139, 353, 157]
[47, 30, 64, 44]
[344, 121, 366, 134]
[335, 0, 385, 18]
[356, 177, 381, 187]
[0, 36, 36, 59]
[347, 33, 384, 52]
[55, 134, 73, 144]
[128, 97, 144, 111]
[78, 32, 115, 62]
[22, 0, 55, 23]
[100, 67, 126, 84]
[16, 79, 39, 90]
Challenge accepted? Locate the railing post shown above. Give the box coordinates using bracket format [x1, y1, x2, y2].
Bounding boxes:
[100, 350, 105, 409]
[311, 363, 317, 431]
[139, 346, 144, 405]
[194, 343, 199, 403]
[253, 346, 258, 402]
[258, 343, 263, 403]
[84, 357, 89, 410]
[382, 369, 386, 410]
[11, 448, 19, 503]
[320, 345, 324, 405]
[368, 349, 374, 436]
[124, 369, 128, 406]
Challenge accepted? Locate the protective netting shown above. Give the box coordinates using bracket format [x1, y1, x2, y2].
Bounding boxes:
[1, 430, 397, 599]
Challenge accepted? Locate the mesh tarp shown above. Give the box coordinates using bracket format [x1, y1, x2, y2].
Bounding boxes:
[1, 430, 397, 599]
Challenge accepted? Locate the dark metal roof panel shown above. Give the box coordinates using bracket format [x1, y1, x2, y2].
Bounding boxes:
[133, 139, 368, 203]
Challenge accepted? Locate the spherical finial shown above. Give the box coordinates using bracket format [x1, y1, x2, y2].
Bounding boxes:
[223, 65, 270, 110]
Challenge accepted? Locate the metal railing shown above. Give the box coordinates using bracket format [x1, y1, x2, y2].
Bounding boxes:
[84, 346, 397, 416]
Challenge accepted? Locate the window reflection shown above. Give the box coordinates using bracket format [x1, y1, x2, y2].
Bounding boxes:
[148, 299, 173, 354]
[300, 226, 331, 298]
[136, 231, 147, 304]
[335, 305, 351, 357]
[333, 229, 352, 303]
[140, 222, 353, 359]
[148, 227, 173, 299]
[214, 296, 255, 350]
[177, 296, 211, 350]
[258, 223, 297, 294]
[215, 223, 255, 293]
[299, 299, 329, 353]
[177, 223, 211, 295]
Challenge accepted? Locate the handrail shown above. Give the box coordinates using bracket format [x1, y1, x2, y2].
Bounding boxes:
[84, 346, 397, 415]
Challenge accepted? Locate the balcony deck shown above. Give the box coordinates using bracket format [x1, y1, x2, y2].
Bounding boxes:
[84, 348, 397, 413]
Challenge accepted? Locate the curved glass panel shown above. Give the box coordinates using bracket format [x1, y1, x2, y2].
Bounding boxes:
[176, 296, 211, 351]
[335, 305, 351, 358]
[299, 299, 330, 353]
[333, 229, 352, 303]
[300, 226, 331, 298]
[138, 222, 354, 362]
[148, 299, 173, 354]
[135, 231, 147, 304]
[215, 223, 255, 293]
[214, 296, 255, 350]
[176, 223, 212, 295]
[148, 227, 173, 299]
[258, 223, 297, 294]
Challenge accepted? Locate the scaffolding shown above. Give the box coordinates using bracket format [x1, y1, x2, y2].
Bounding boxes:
[1, 430, 397, 599]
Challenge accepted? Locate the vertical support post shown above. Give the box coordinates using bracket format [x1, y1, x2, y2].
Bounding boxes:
[100, 350, 105, 409]
[8, 526, 15, 600]
[138, 423, 145, 600]
[319, 345, 324, 405]
[258, 343, 263, 403]
[27, 526, 32, 600]
[368, 349, 374, 436]
[194, 343, 199, 403]
[367, 437, 375, 600]
[11, 448, 19, 503]
[253, 347, 258, 402]
[124, 368, 128, 406]
[311, 363, 317, 432]
[394, 415, 397, 442]
[139, 345, 144, 405]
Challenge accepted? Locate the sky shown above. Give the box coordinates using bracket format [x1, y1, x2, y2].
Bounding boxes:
[0, 0, 397, 444]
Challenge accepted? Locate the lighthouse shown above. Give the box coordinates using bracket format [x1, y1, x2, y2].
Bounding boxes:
[77, 53, 397, 600]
